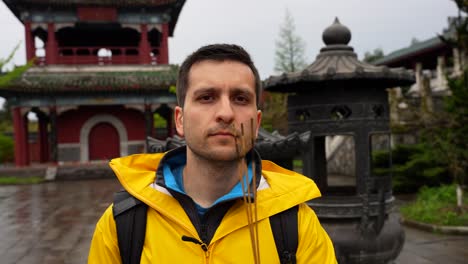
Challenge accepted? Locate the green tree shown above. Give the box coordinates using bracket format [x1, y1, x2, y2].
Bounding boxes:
[363, 48, 384, 63]
[263, 9, 307, 134]
[0, 44, 21, 135]
[439, 1, 468, 58]
[0, 100, 12, 133]
[0, 43, 33, 164]
[1, 42, 33, 88]
[0, 43, 20, 74]
[410, 37, 421, 45]
[274, 9, 307, 73]
[421, 70, 468, 211]
[421, 0, 468, 211]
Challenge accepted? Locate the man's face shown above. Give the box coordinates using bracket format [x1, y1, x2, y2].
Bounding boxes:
[175, 59, 262, 162]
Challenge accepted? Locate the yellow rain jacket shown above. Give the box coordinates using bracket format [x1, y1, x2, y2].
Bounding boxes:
[88, 148, 336, 263]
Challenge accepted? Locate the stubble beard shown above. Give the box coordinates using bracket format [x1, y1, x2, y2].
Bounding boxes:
[186, 122, 252, 163]
[187, 140, 244, 164]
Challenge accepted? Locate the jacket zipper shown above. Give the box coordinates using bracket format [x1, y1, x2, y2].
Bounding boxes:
[181, 235, 208, 251]
[181, 235, 210, 262]
[205, 248, 210, 263]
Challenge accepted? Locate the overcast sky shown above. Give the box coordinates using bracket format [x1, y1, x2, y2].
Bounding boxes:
[0, 0, 460, 108]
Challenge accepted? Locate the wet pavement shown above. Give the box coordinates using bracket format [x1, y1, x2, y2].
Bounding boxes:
[0, 179, 121, 264]
[395, 227, 468, 264]
[0, 179, 467, 264]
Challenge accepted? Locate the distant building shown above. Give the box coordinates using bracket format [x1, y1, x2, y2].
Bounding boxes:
[0, 0, 186, 166]
[374, 31, 465, 98]
[373, 28, 466, 145]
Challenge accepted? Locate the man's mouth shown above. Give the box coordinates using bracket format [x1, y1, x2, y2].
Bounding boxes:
[210, 131, 235, 137]
[208, 125, 240, 138]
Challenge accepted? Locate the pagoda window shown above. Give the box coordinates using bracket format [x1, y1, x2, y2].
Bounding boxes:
[111, 48, 122, 56]
[97, 48, 112, 58]
[151, 49, 160, 56]
[33, 27, 47, 64]
[35, 37, 45, 57]
[126, 49, 139, 55]
[148, 28, 162, 47]
[60, 48, 73, 56]
[76, 49, 91, 56]
[148, 27, 162, 61]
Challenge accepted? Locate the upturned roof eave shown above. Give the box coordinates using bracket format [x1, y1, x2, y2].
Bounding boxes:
[2, 0, 186, 35]
[1, 64, 178, 94]
[373, 35, 449, 66]
[264, 71, 415, 92]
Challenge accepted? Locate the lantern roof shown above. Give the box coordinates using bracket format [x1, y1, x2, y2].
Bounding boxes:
[264, 18, 415, 93]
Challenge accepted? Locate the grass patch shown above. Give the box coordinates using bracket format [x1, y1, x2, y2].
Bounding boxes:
[0, 176, 44, 185]
[401, 185, 468, 226]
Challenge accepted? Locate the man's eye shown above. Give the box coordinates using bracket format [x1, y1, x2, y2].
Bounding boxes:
[198, 95, 214, 102]
[234, 96, 249, 104]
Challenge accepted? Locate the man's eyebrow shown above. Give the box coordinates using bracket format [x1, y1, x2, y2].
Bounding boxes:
[192, 87, 216, 96]
[230, 87, 254, 96]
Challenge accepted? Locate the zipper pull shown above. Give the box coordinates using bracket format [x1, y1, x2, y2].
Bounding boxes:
[181, 235, 208, 251]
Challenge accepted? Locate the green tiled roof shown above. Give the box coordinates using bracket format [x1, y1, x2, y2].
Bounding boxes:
[5, 0, 178, 7]
[3, 0, 186, 35]
[0, 65, 178, 95]
[374, 36, 446, 66]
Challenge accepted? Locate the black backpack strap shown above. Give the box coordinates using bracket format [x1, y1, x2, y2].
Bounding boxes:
[270, 205, 299, 264]
[112, 190, 148, 264]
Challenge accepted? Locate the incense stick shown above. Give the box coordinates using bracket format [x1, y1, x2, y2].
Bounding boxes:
[251, 118, 260, 263]
[235, 122, 260, 264]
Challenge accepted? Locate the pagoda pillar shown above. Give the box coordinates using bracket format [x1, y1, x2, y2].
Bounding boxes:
[38, 116, 49, 163]
[139, 24, 151, 64]
[12, 107, 30, 167]
[49, 107, 58, 163]
[24, 21, 36, 62]
[46, 23, 58, 64]
[144, 105, 153, 148]
[167, 108, 174, 137]
[159, 23, 169, 64]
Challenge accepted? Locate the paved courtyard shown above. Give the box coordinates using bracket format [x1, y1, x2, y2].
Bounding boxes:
[0, 179, 467, 264]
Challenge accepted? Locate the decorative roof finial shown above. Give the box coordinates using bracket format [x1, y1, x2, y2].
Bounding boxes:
[322, 17, 352, 46]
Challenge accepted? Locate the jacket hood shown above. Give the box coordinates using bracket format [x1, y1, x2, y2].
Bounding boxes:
[109, 150, 322, 231]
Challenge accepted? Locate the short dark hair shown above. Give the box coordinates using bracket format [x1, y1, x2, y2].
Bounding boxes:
[176, 44, 262, 107]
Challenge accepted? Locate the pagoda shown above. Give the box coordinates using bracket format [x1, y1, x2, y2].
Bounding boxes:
[1, 0, 186, 166]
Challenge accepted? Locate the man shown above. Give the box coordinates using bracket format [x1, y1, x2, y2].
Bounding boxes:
[88, 44, 336, 263]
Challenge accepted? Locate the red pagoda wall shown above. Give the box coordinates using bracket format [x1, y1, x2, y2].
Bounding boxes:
[57, 105, 144, 143]
[77, 7, 117, 21]
[56, 105, 145, 162]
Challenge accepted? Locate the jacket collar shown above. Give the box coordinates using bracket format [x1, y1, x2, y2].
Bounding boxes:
[154, 146, 263, 196]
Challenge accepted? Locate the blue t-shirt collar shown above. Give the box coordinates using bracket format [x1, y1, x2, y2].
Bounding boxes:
[162, 153, 254, 215]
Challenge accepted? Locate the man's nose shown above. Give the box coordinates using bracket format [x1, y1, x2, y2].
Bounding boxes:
[216, 97, 235, 123]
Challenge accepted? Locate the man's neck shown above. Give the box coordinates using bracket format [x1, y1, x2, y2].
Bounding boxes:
[183, 152, 245, 208]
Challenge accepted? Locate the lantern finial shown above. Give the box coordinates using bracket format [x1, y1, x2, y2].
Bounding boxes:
[322, 17, 351, 46]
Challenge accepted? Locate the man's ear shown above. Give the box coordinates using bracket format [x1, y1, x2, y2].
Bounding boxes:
[174, 106, 184, 137]
[255, 110, 262, 137]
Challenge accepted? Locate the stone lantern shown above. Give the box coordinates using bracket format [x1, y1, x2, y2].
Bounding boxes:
[264, 18, 414, 263]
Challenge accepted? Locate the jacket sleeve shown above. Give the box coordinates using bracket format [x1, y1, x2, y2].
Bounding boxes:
[88, 205, 122, 264]
[296, 203, 337, 264]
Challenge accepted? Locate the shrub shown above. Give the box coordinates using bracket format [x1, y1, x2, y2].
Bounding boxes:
[372, 144, 450, 193]
[0, 134, 14, 163]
